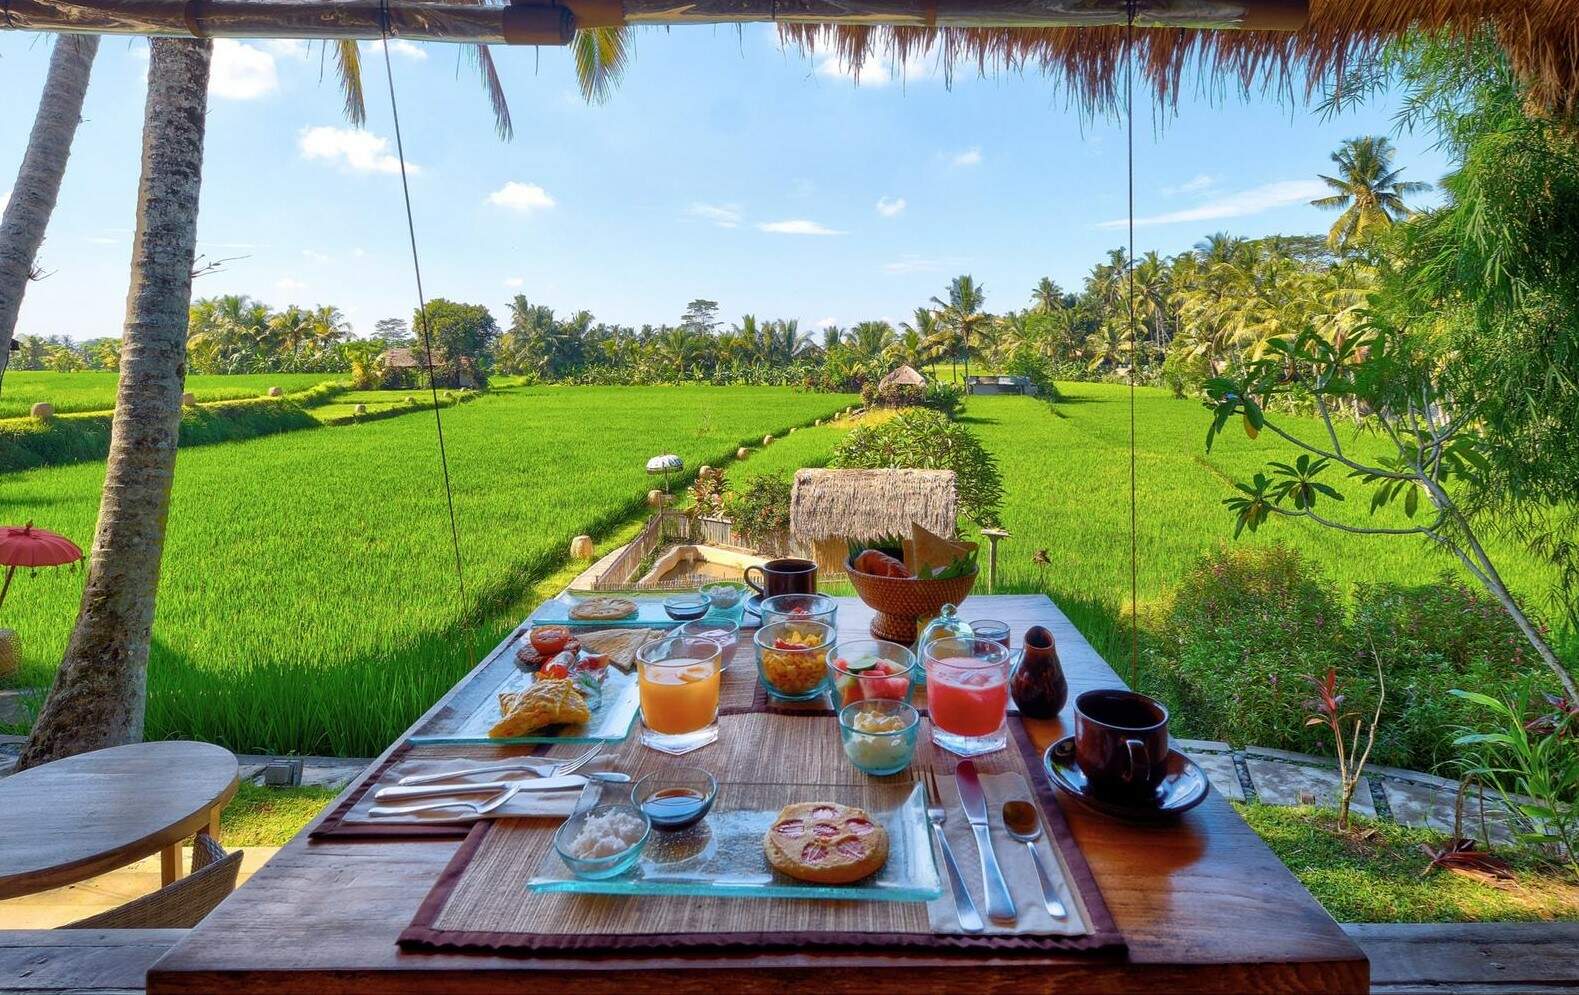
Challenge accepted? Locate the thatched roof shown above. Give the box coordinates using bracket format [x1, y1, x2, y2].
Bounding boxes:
[879, 365, 928, 389]
[790, 468, 956, 544]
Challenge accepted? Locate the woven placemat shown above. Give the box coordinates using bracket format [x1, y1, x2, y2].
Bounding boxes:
[400, 713, 1123, 955]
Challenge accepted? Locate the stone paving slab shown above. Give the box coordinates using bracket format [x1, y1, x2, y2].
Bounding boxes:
[1245, 757, 1376, 817]
[1181, 749, 1244, 802]
[1174, 738, 1231, 754]
[1382, 779, 1516, 844]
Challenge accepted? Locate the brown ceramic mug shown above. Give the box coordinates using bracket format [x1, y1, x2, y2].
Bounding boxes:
[1073, 689, 1170, 799]
[744, 558, 817, 598]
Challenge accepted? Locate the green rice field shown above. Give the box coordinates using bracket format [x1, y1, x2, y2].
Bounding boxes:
[0, 371, 341, 419]
[0, 384, 853, 755]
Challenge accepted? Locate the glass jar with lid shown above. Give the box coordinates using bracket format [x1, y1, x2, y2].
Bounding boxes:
[915, 603, 973, 686]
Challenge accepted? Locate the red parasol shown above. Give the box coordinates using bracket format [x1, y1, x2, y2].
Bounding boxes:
[0, 522, 85, 611]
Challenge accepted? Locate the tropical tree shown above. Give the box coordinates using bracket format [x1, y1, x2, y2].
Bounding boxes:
[931, 274, 990, 381]
[1030, 277, 1065, 315]
[1311, 136, 1430, 251]
[19, 37, 213, 769]
[0, 34, 99, 393]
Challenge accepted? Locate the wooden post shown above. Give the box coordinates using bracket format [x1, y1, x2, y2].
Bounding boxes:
[981, 527, 1010, 594]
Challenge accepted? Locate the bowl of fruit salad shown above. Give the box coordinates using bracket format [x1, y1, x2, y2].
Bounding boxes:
[828, 639, 916, 708]
[754, 620, 834, 701]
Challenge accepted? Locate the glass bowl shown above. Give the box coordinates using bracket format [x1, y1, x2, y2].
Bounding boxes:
[828, 638, 917, 709]
[839, 699, 921, 776]
[553, 803, 652, 880]
[676, 618, 739, 667]
[754, 619, 835, 700]
[758, 593, 838, 629]
[630, 765, 718, 830]
[700, 582, 745, 610]
[663, 593, 710, 621]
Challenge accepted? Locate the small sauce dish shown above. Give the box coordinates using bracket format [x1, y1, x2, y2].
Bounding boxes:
[663, 594, 710, 621]
[631, 766, 717, 830]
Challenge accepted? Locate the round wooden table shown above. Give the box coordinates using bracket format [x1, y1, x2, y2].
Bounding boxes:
[0, 740, 239, 900]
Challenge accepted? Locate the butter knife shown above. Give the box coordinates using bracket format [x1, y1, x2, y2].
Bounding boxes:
[954, 760, 1018, 923]
[374, 774, 586, 802]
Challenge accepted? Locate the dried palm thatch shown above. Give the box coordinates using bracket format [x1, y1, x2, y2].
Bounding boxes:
[790, 468, 957, 546]
[776, 1, 1579, 118]
[878, 365, 928, 389]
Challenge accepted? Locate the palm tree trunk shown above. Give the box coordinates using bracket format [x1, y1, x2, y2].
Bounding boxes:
[18, 37, 212, 771]
[0, 34, 99, 391]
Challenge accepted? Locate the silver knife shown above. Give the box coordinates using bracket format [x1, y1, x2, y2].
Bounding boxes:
[954, 760, 1018, 923]
[374, 774, 586, 802]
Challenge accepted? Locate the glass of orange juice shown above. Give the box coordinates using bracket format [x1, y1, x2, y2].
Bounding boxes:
[636, 636, 723, 755]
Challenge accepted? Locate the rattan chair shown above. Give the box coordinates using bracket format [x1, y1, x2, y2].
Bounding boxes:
[63, 832, 242, 929]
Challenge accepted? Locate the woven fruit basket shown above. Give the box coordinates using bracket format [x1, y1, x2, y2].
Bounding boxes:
[845, 557, 978, 644]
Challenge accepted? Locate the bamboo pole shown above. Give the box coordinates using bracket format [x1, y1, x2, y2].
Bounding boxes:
[0, 1, 1308, 44]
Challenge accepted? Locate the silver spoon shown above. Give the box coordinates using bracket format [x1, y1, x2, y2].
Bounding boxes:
[1001, 800, 1067, 920]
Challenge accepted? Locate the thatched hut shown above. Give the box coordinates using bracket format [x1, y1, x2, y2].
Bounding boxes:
[790, 468, 957, 576]
[878, 365, 927, 391]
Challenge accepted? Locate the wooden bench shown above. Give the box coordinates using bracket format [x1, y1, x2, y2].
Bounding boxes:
[1347, 922, 1579, 993]
[0, 930, 183, 994]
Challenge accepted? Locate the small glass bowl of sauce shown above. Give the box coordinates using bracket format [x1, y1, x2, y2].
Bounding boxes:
[631, 766, 717, 830]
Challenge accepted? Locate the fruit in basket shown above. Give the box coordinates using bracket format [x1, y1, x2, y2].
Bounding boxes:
[852, 548, 911, 578]
[491, 678, 592, 737]
[764, 802, 889, 884]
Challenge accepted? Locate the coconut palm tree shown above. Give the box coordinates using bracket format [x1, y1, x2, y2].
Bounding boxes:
[848, 320, 896, 363]
[19, 37, 213, 769]
[1030, 277, 1065, 315]
[1311, 136, 1430, 251]
[931, 274, 989, 382]
[0, 34, 99, 393]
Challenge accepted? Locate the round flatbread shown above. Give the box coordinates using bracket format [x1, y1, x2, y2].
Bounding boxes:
[569, 597, 638, 621]
[763, 801, 888, 884]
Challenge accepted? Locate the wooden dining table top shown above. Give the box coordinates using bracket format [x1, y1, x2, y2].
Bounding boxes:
[146, 594, 1368, 994]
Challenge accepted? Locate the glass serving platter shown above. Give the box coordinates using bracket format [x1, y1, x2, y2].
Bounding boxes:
[528, 781, 942, 901]
[410, 662, 641, 745]
[531, 590, 746, 629]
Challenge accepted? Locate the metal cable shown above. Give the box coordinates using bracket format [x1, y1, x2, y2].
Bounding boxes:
[1125, 1, 1139, 688]
[378, 15, 468, 610]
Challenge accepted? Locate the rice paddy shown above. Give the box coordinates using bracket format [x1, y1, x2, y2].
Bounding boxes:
[0, 371, 341, 419]
[0, 384, 853, 755]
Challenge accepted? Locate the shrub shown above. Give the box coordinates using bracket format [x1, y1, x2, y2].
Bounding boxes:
[921, 381, 964, 417]
[830, 408, 1004, 528]
[724, 473, 792, 549]
[1000, 347, 1063, 401]
[1147, 543, 1351, 754]
[1353, 577, 1547, 771]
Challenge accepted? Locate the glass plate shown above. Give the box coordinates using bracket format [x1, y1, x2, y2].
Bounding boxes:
[529, 781, 941, 901]
[409, 665, 641, 745]
[532, 591, 746, 629]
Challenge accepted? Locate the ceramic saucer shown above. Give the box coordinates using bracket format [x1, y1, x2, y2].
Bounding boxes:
[1042, 736, 1210, 822]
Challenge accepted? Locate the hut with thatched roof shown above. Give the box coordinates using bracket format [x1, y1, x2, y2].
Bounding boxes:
[878, 365, 927, 391]
[790, 468, 957, 576]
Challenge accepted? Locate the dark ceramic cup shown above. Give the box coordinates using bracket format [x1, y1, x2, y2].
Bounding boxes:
[744, 557, 817, 598]
[1073, 689, 1170, 800]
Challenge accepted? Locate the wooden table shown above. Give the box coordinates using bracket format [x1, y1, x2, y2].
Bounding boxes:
[0, 740, 239, 900]
[148, 596, 1369, 993]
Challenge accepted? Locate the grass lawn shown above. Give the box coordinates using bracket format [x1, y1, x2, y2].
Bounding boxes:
[219, 783, 341, 847]
[1241, 804, 1579, 922]
[1, 385, 853, 755]
[0, 371, 342, 419]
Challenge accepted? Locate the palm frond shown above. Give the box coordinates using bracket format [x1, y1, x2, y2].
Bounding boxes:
[332, 39, 366, 126]
[573, 26, 630, 105]
[473, 44, 513, 140]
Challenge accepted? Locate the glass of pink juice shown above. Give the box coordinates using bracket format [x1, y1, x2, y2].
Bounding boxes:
[924, 637, 1011, 756]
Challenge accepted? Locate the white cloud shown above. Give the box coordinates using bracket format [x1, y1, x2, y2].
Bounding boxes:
[1164, 173, 1216, 196]
[875, 196, 906, 218]
[816, 317, 839, 329]
[276, 277, 306, 291]
[298, 126, 415, 175]
[351, 247, 367, 258]
[0, 188, 9, 214]
[951, 147, 983, 167]
[262, 39, 309, 58]
[815, 55, 892, 88]
[758, 219, 845, 236]
[302, 248, 332, 264]
[387, 39, 428, 60]
[486, 181, 556, 213]
[1097, 179, 1329, 229]
[503, 276, 525, 288]
[688, 202, 742, 228]
[209, 40, 278, 100]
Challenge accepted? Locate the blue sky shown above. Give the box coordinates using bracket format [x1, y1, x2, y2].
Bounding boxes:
[0, 26, 1449, 340]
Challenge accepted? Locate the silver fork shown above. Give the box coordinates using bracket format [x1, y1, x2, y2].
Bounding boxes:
[368, 780, 528, 820]
[396, 744, 601, 787]
[924, 764, 985, 933]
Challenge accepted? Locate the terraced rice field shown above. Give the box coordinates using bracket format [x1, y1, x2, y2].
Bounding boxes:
[0, 385, 853, 755]
[0, 371, 341, 419]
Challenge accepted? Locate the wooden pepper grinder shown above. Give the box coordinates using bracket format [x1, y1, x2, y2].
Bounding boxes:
[1010, 624, 1067, 719]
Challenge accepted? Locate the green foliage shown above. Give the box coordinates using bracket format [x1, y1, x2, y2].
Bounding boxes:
[219, 783, 339, 847]
[1450, 687, 1579, 875]
[999, 347, 1062, 401]
[0, 371, 341, 420]
[831, 408, 1004, 528]
[921, 381, 965, 417]
[723, 473, 792, 548]
[1147, 543, 1350, 756]
[413, 298, 499, 388]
